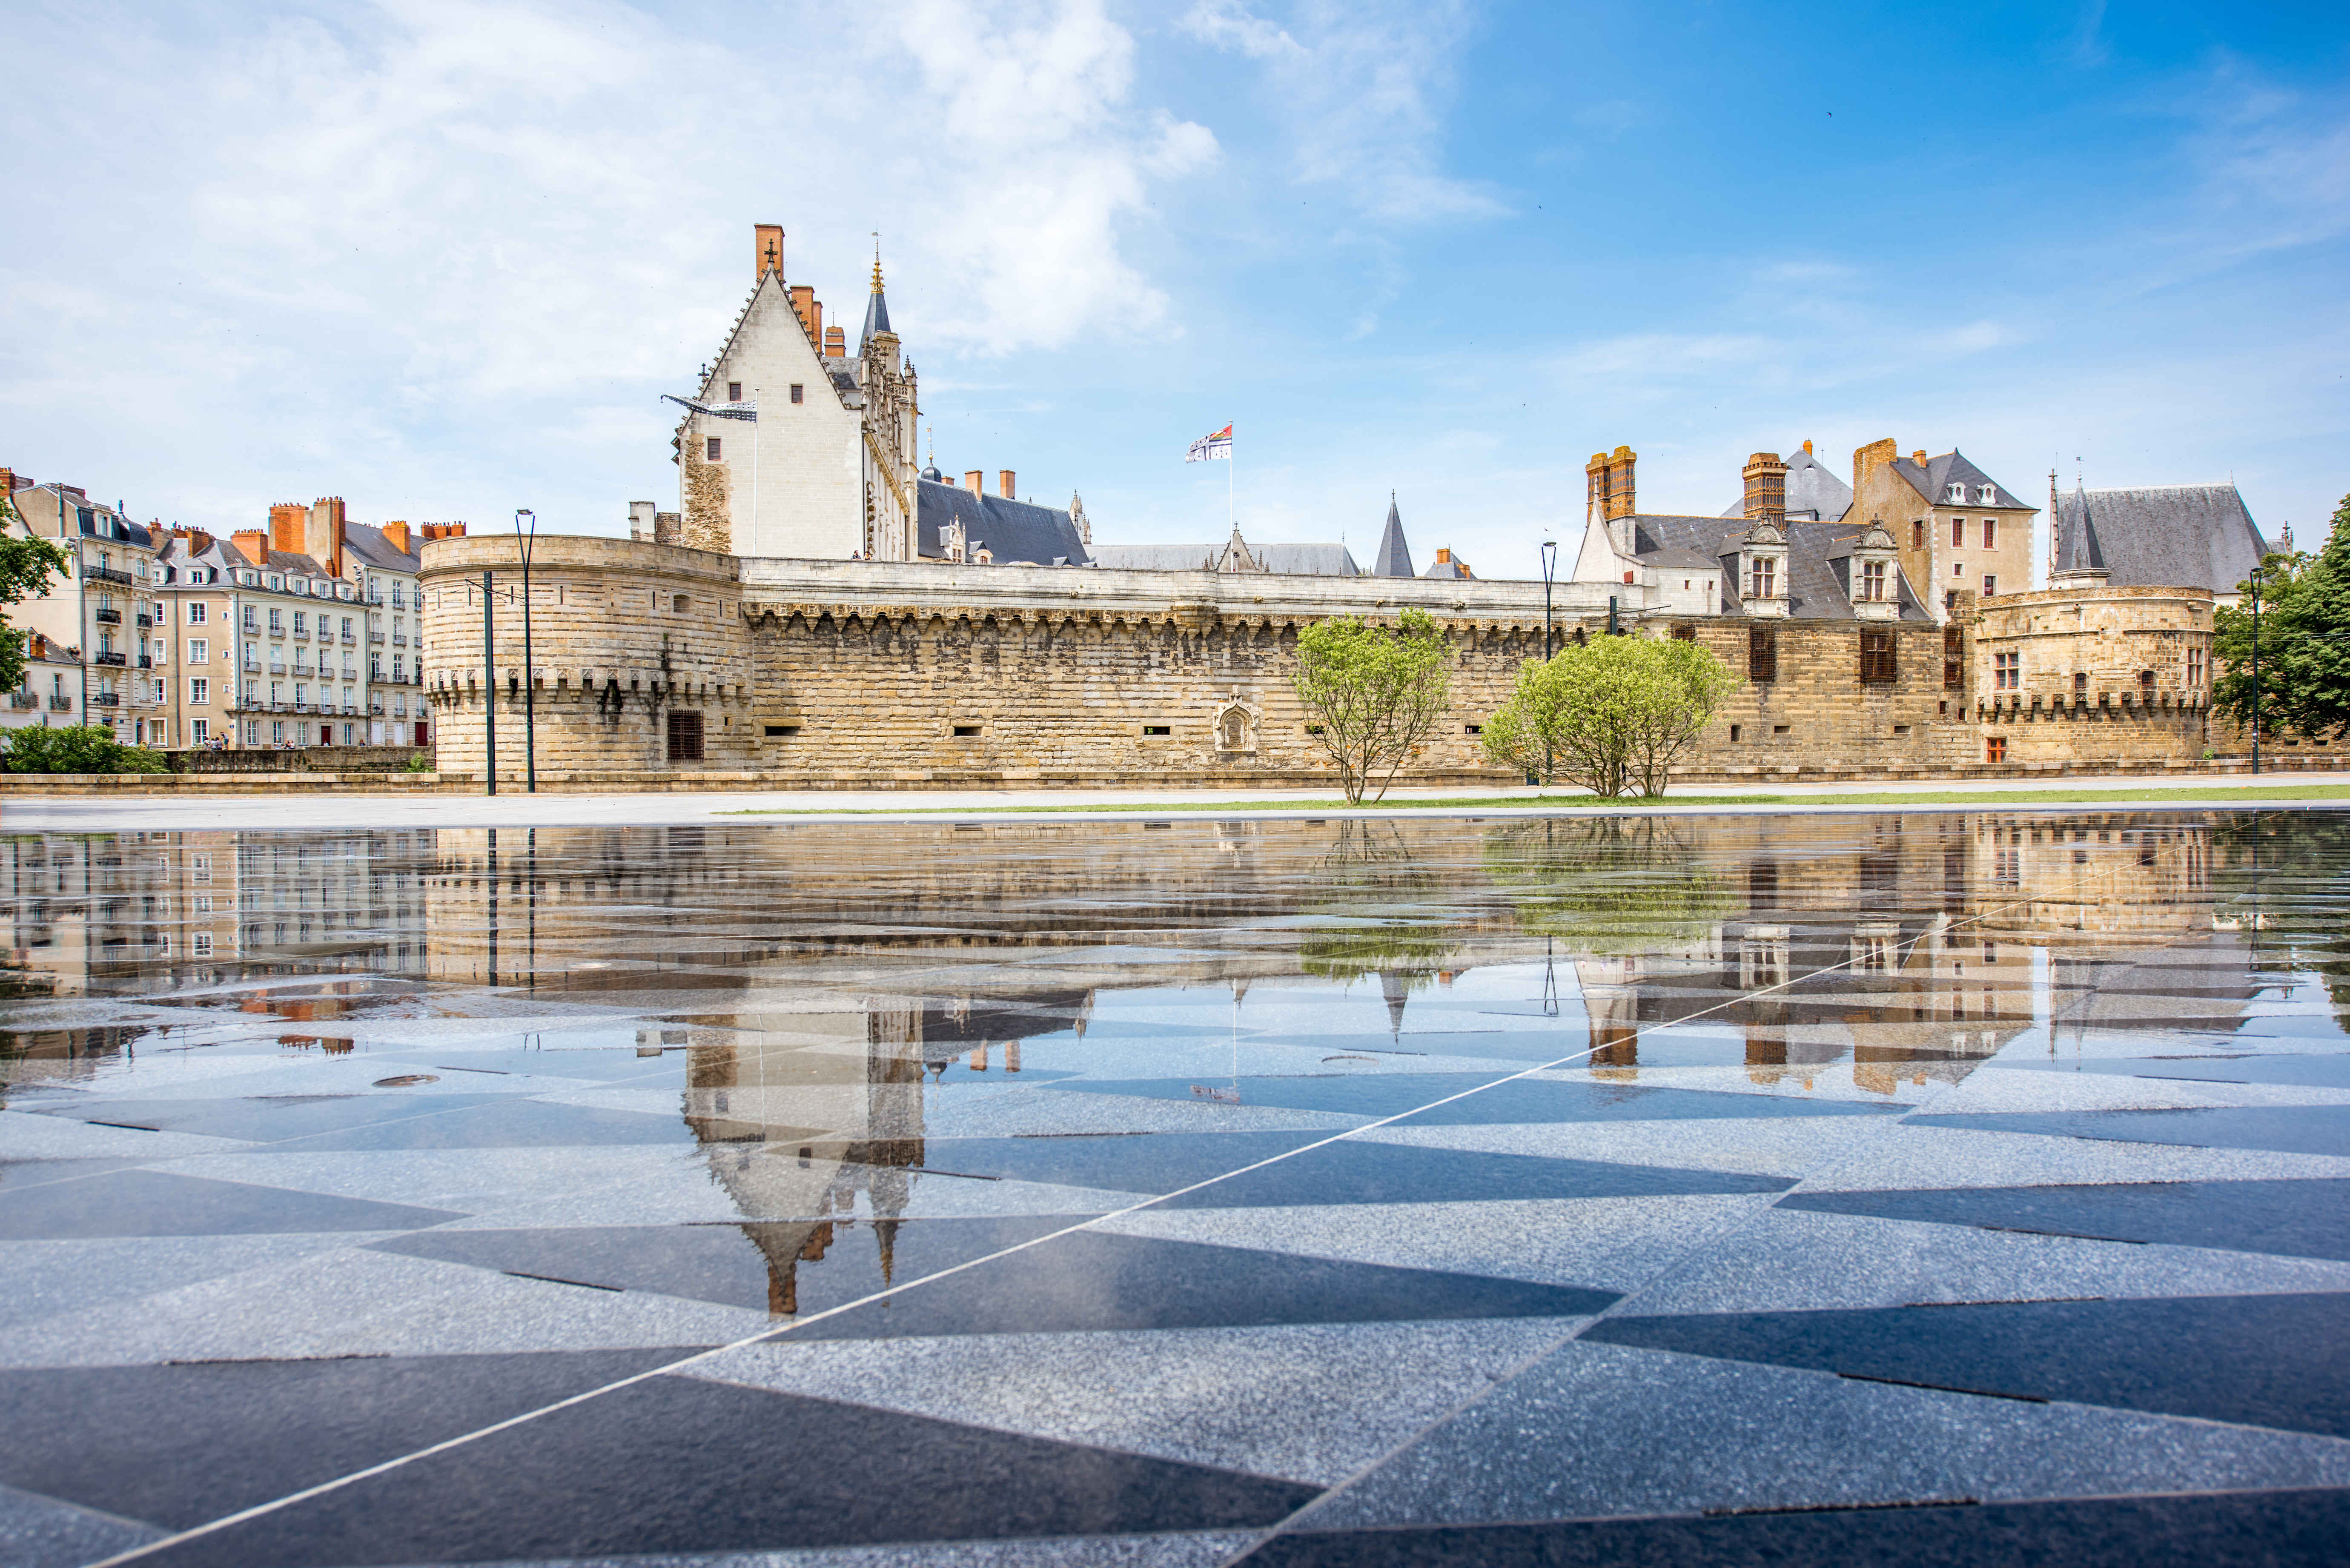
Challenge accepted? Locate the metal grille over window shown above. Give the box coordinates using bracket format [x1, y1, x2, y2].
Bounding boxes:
[1748, 627, 1776, 682]
[666, 710, 704, 762]
[1860, 629, 1896, 684]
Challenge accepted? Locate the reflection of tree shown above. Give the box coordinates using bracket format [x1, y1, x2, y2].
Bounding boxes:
[1299, 819, 1456, 993]
[1296, 922, 1455, 986]
[2213, 814, 2350, 1029]
[1482, 816, 1740, 956]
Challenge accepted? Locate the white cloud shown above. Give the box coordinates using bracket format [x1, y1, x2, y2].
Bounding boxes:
[0, 0, 1215, 529]
[1180, 0, 1503, 223]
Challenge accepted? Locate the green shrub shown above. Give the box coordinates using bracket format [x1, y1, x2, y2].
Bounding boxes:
[3, 724, 171, 775]
[403, 752, 433, 773]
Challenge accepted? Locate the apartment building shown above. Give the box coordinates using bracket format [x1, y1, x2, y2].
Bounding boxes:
[1, 470, 167, 741]
[153, 500, 454, 750]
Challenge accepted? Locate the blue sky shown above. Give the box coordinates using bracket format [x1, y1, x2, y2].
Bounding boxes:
[3, 0, 2345, 581]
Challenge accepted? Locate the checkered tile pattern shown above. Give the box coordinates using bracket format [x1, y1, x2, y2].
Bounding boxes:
[3, 814, 2349, 1566]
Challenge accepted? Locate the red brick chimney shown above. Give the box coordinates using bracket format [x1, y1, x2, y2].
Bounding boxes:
[380, 520, 410, 555]
[232, 529, 270, 566]
[999, 469, 1016, 499]
[824, 325, 845, 358]
[754, 223, 784, 281]
[965, 470, 983, 495]
[306, 496, 347, 575]
[789, 284, 815, 339]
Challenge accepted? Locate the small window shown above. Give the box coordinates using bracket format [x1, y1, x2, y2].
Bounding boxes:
[1982, 575, 1996, 597]
[705, 437, 722, 461]
[1671, 624, 1697, 641]
[764, 724, 798, 737]
[1893, 724, 1910, 735]
[1729, 724, 1741, 742]
[1952, 561, 1965, 577]
[1952, 518, 1966, 547]
[789, 384, 804, 403]
[1911, 521, 1924, 550]
[1463, 723, 1482, 735]
[953, 724, 980, 737]
[1141, 724, 1171, 735]
[666, 710, 705, 761]
[672, 594, 690, 614]
[187, 602, 206, 624]
[1772, 724, 1790, 735]
[1986, 736, 2008, 763]
[1305, 724, 1325, 735]
[1859, 628, 1896, 684]
[728, 381, 742, 402]
[1748, 627, 1777, 682]
[2074, 672, 2089, 694]
[1981, 518, 1997, 549]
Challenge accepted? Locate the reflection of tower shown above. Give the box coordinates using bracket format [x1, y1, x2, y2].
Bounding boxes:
[1576, 955, 1640, 1076]
[1738, 924, 1790, 1082]
[1379, 971, 1409, 1042]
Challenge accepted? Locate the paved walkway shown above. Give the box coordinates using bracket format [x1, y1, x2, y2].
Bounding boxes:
[6, 770, 2350, 832]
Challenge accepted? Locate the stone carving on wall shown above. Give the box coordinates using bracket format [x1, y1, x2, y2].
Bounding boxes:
[1215, 699, 1257, 753]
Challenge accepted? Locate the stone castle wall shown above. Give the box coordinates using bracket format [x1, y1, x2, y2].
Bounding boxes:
[421, 536, 2221, 787]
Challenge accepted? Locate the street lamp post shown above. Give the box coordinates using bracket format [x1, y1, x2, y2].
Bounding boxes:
[515, 509, 537, 793]
[2249, 567, 2264, 776]
[481, 570, 496, 796]
[1540, 537, 1558, 789]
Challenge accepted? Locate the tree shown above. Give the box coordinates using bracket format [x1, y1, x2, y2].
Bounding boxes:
[1292, 609, 1452, 804]
[2, 724, 168, 775]
[1482, 816, 1740, 954]
[0, 488, 68, 693]
[2213, 492, 2350, 744]
[1482, 634, 1740, 798]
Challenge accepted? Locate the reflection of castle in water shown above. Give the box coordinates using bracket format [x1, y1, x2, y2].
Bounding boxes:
[1556, 812, 2239, 1093]
[676, 991, 1091, 1314]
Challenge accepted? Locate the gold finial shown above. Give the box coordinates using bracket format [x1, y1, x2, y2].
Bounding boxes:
[871, 232, 883, 293]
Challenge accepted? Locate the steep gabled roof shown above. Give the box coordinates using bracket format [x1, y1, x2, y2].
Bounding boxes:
[917, 480, 1091, 566]
[1371, 497, 1414, 578]
[339, 521, 420, 573]
[1889, 450, 2032, 511]
[1625, 513, 1932, 622]
[2054, 483, 2265, 594]
[1718, 445, 1852, 523]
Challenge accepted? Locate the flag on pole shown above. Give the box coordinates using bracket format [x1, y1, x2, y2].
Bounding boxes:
[1185, 423, 1233, 462]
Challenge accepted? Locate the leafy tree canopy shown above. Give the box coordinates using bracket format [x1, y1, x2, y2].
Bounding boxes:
[1481, 634, 1740, 798]
[3, 725, 169, 775]
[1292, 609, 1452, 805]
[2214, 490, 2350, 744]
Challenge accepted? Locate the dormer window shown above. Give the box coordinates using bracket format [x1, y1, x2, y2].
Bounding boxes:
[1978, 485, 1996, 504]
[1947, 484, 1964, 502]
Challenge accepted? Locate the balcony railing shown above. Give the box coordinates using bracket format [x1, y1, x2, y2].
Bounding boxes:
[342, 630, 358, 643]
[135, 614, 153, 628]
[46, 695, 71, 712]
[91, 692, 120, 707]
[268, 662, 287, 676]
[369, 631, 386, 643]
[92, 651, 127, 667]
[391, 634, 407, 646]
[136, 655, 152, 669]
[92, 607, 122, 624]
[9, 692, 37, 710]
[85, 564, 133, 587]
[242, 659, 261, 673]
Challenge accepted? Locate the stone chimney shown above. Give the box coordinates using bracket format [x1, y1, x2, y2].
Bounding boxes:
[1742, 452, 1788, 523]
[1852, 438, 1899, 498]
[1802, 439, 1813, 455]
[1912, 450, 1928, 468]
[628, 501, 657, 542]
[380, 520, 411, 555]
[824, 325, 845, 358]
[999, 469, 1016, 499]
[965, 470, 983, 495]
[267, 504, 305, 558]
[1585, 445, 1636, 524]
[306, 496, 347, 576]
[754, 223, 784, 281]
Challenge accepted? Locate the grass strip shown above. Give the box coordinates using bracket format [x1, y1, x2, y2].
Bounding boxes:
[723, 783, 2350, 818]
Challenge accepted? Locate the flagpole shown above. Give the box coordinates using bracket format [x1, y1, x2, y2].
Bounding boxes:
[1228, 420, 1235, 530]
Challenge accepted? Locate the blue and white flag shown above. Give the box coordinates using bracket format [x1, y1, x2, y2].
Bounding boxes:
[1185, 423, 1232, 462]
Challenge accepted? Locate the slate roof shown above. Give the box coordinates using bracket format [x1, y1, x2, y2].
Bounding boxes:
[1085, 541, 1363, 576]
[1889, 449, 2029, 511]
[1717, 446, 1852, 523]
[1371, 499, 1414, 578]
[861, 282, 892, 349]
[340, 521, 421, 574]
[1624, 513, 1933, 622]
[1421, 557, 1473, 580]
[917, 479, 1091, 566]
[2053, 483, 2267, 595]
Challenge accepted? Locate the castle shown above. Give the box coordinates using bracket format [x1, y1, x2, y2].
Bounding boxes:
[415, 225, 2241, 790]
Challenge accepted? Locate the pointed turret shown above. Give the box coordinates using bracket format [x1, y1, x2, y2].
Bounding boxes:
[2054, 480, 2109, 583]
[860, 242, 893, 351]
[1380, 971, 1410, 1042]
[1372, 492, 1415, 578]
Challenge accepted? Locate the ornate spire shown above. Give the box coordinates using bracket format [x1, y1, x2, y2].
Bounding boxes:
[860, 232, 893, 349]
